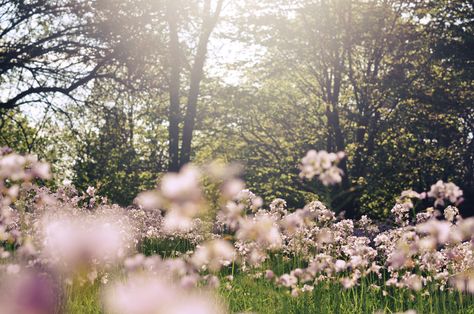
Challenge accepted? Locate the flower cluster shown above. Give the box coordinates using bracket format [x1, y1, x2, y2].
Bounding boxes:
[135, 165, 205, 233]
[0, 150, 51, 259]
[299, 150, 345, 185]
[0, 149, 472, 314]
[427, 180, 463, 207]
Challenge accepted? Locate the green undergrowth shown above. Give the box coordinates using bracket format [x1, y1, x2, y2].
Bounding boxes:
[58, 238, 474, 313]
[220, 273, 474, 314]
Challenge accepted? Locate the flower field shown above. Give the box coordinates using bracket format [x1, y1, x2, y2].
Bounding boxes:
[0, 149, 473, 314]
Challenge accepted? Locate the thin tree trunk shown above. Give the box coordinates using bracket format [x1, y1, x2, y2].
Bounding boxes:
[180, 0, 224, 167]
[179, 31, 211, 167]
[166, 0, 181, 172]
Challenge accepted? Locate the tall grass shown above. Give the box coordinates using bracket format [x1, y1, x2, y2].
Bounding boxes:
[63, 239, 474, 313]
[221, 273, 474, 314]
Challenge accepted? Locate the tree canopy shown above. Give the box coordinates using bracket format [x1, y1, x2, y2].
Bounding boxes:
[1, 0, 472, 215]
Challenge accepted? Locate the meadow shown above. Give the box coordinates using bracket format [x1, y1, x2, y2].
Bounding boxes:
[65, 242, 474, 314]
[1, 149, 473, 313]
[1, 1, 473, 313]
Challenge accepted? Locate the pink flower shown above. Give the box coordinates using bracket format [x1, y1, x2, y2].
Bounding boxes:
[299, 150, 345, 186]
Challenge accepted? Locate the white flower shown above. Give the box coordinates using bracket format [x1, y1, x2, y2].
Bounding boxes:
[191, 240, 235, 272]
[299, 150, 345, 186]
[104, 274, 225, 314]
[334, 259, 347, 272]
[416, 219, 452, 245]
[391, 203, 410, 226]
[444, 206, 459, 222]
[427, 180, 463, 207]
[161, 165, 202, 201]
[237, 215, 282, 249]
[86, 186, 96, 197]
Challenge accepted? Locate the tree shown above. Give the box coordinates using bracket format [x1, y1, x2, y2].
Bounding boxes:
[0, 0, 119, 111]
[165, 0, 225, 171]
[216, 0, 472, 216]
[72, 81, 169, 205]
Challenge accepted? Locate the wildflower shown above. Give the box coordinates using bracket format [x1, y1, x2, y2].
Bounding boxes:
[334, 259, 347, 272]
[221, 179, 245, 200]
[40, 213, 134, 272]
[357, 215, 379, 234]
[416, 219, 452, 245]
[281, 211, 304, 234]
[443, 205, 459, 222]
[304, 201, 336, 226]
[191, 239, 235, 272]
[161, 165, 202, 201]
[269, 198, 287, 216]
[162, 208, 195, 233]
[341, 277, 356, 289]
[236, 215, 282, 249]
[104, 274, 226, 314]
[0, 153, 50, 181]
[388, 248, 411, 270]
[235, 189, 263, 212]
[391, 203, 410, 226]
[31, 161, 51, 180]
[299, 150, 345, 186]
[279, 274, 298, 287]
[427, 180, 463, 207]
[86, 186, 96, 197]
[301, 284, 314, 293]
[265, 270, 275, 280]
[404, 274, 423, 291]
[416, 207, 436, 223]
[319, 166, 344, 185]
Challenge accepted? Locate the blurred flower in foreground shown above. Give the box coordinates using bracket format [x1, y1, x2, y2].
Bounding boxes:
[0, 270, 59, 314]
[39, 212, 134, 272]
[192, 239, 236, 272]
[103, 274, 227, 314]
[299, 150, 345, 186]
[0, 152, 51, 182]
[427, 180, 463, 207]
[237, 215, 282, 250]
[135, 165, 205, 233]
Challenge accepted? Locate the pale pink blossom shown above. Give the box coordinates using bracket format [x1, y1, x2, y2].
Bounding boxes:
[427, 180, 463, 207]
[299, 150, 345, 186]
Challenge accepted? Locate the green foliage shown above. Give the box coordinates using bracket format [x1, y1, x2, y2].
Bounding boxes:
[221, 275, 474, 314]
[65, 280, 102, 314]
[62, 239, 474, 314]
[71, 85, 169, 205]
[140, 238, 194, 258]
[2, 0, 473, 217]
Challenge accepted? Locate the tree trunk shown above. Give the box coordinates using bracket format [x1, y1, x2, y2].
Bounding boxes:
[166, 1, 181, 172]
[179, 30, 211, 167]
[180, 0, 224, 167]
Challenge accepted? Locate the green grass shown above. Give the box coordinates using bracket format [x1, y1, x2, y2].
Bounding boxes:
[140, 237, 194, 257]
[220, 274, 474, 314]
[64, 280, 102, 314]
[63, 271, 474, 314]
[52, 240, 474, 313]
